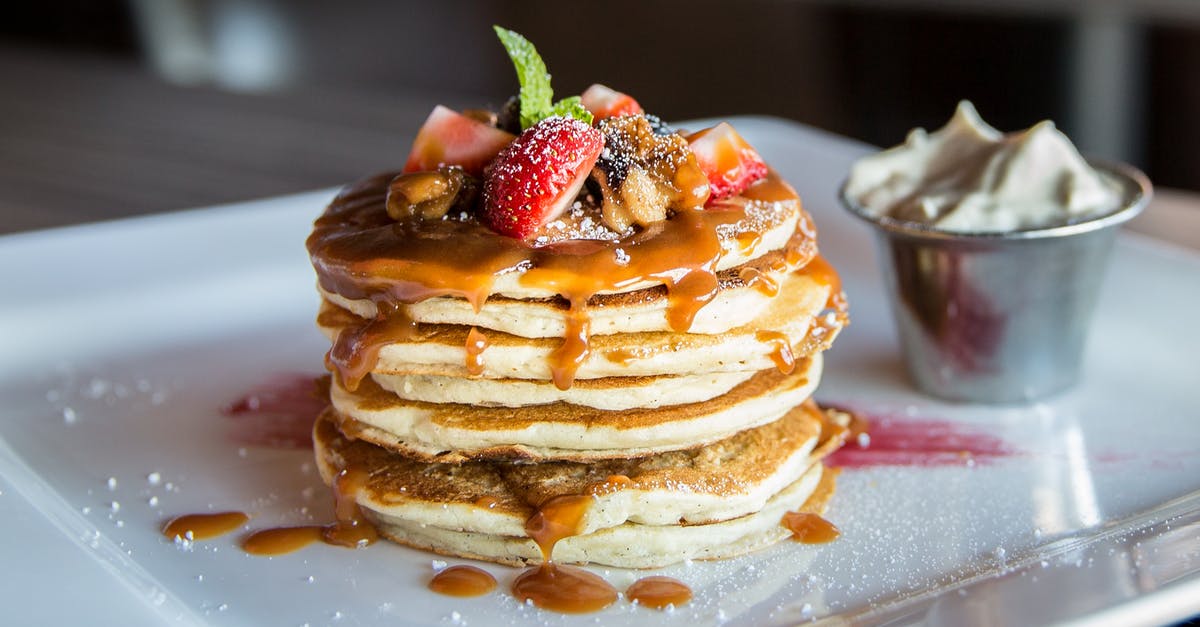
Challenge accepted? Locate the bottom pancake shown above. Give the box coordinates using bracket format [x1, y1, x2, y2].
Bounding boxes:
[314, 402, 847, 568]
[367, 465, 835, 569]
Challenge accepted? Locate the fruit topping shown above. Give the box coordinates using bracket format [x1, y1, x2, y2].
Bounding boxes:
[494, 26, 592, 129]
[581, 84, 643, 121]
[482, 116, 605, 240]
[387, 167, 479, 221]
[591, 115, 710, 232]
[403, 105, 515, 177]
[687, 122, 769, 201]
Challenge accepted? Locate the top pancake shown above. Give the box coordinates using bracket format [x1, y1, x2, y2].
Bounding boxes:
[307, 170, 811, 304]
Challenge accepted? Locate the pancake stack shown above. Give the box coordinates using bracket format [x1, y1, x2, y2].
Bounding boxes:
[305, 54, 848, 569]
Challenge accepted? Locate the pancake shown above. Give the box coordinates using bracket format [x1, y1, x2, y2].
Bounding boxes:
[317, 263, 846, 382]
[320, 243, 811, 339]
[328, 355, 822, 462]
[313, 402, 847, 568]
[369, 465, 834, 569]
[371, 370, 757, 410]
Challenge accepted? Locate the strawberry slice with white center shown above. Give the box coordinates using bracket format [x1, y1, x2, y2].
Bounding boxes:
[687, 122, 769, 201]
[581, 84, 643, 121]
[404, 105, 516, 176]
[482, 116, 604, 240]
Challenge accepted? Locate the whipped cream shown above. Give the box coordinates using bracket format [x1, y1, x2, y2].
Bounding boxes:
[845, 101, 1123, 232]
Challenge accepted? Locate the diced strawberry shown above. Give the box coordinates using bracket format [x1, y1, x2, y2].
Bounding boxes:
[687, 122, 769, 201]
[482, 117, 604, 240]
[580, 84, 643, 121]
[403, 105, 515, 176]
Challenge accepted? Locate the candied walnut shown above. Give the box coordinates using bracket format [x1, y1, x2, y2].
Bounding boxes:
[386, 166, 479, 221]
[592, 116, 711, 232]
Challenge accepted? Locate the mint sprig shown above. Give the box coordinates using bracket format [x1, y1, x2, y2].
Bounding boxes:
[493, 26, 593, 129]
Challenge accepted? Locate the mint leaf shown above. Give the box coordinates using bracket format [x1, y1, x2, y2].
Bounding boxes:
[493, 26, 552, 129]
[549, 96, 593, 125]
[493, 26, 593, 128]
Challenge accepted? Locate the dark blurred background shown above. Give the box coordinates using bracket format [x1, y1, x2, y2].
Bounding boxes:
[2, 0, 1199, 233]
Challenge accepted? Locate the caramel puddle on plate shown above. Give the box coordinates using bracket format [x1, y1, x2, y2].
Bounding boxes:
[429, 565, 497, 597]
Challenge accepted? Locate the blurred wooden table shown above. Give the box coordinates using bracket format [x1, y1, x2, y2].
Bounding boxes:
[1, 44, 1197, 251]
[0, 45, 485, 234]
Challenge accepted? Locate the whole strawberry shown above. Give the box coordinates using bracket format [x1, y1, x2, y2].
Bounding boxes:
[482, 116, 604, 240]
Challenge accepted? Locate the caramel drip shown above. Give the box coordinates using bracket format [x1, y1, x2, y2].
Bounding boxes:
[474, 496, 500, 509]
[512, 492, 617, 612]
[323, 468, 378, 548]
[798, 254, 841, 297]
[464, 327, 490, 376]
[242, 526, 323, 555]
[549, 301, 591, 390]
[661, 269, 720, 331]
[429, 565, 497, 598]
[626, 576, 693, 610]
[327, 302, 416, 391]
[241, 467, 390, 556]
[781, 512, 841, 544]
[511, 564, 618, 613]
[739, 266, 780, 297]
[756, 330, 796, 374]
[524, 494, 591, 561]
[162, 512, 248, 541]
[307, 171, 806, 389]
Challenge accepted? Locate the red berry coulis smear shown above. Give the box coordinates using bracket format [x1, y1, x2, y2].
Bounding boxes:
[222, 373, 328, 449]
[822, 404, 1017, 469]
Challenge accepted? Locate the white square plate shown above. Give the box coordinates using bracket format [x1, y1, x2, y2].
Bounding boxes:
[2, 118, 1198, 626]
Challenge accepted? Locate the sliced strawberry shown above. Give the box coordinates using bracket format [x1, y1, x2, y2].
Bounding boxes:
[581, 84, 643, 121]
[482, 117, 604, 240]
[403, 105, 515, 176]
[687, 122, 769, 201]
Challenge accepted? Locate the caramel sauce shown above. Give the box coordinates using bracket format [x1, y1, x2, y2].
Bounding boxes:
[307, 171, 807, 390]
[782, 511, 841, 544]
[739, 266, 780, 297]
[464, 327, 490, 376]
[512, 564, 618, 613]
[798, 254, 841, 297]
[585, 474, 632, 496]
[603, 348, 638, 365]
[323, 468, 378, 548]
[429, 565, 497, 597]
[242, 465, 382, 556]
[736, 230, 761, 252]
[162, 511, 249, 541]
[661, 269, 720, 331]
[473, 496, 500, 509]
[327, 302, 416, 391]
[511, 492, 618, 613]
[756, 330, 796, 374]
[242, 525, 323, 555]
[524, 494, 592, 560]
[549, 303, 591, 390]
[626, 576, 693, 609]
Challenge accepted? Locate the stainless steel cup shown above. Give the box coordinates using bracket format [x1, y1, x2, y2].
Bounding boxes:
[840, 162, 1152, 403]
